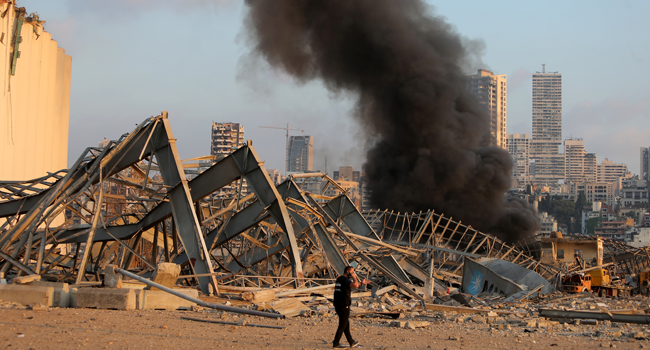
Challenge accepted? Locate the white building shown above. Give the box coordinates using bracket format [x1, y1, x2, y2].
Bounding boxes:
[620, 177, 648, 207]
[506, 133, 529, 187]
[530, 67, 563, 186]
[465, 69, 507, 149]
[564, 138, 586, 183]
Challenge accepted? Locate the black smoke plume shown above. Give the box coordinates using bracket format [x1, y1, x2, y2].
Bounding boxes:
[242, 0, 539, 242]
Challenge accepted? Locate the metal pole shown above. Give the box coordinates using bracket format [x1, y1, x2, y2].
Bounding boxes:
[113, 267, 283, 319]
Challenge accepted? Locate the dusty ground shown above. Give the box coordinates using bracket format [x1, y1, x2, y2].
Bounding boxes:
[0, 306, 649, 350]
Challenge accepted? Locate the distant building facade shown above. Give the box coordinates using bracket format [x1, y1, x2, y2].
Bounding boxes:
[211, 122, 245, 157]
[506, 133, 530, 187]
[641, 147, 650, 182]
[210, 122, 247, 198]
[465, 69, 507, 149]
[287, 136, 313, 173]
[530, 68, 563, 186]
[620, 177, 648, 207]
[333, 166, 360, 182]
[564, 138, 587, 183]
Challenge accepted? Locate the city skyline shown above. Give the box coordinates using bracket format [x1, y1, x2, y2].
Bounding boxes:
[16, 0, 650, 176]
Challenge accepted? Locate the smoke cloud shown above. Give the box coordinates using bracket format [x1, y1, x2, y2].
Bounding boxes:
[242, 0, 539, 242]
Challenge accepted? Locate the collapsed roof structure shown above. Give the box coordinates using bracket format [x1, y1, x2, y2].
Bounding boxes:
[0, 113, 648, 303]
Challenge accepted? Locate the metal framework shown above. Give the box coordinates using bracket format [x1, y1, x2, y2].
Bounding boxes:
[2, 112, 601, 299]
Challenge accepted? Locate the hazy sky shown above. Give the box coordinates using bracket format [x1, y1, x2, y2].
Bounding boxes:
[18, 0, 650, 175]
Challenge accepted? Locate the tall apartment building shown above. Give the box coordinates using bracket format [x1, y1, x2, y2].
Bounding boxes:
[641, 147, 650, 182]
[530, 67, 563, 186]
[564, 138, 586, 183]
[287, 136, 313, 173]
[211, 122, 245, 157]
[465, 69, 507, 149]
[584, 153, 597, 182]
[506, 133, 530, 187]
[210, 122, 247, 198]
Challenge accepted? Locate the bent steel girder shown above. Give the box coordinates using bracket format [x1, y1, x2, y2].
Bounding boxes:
[0, 117, 158, 251]
[0, 170, 68, 218]
[324, 195, 381, 241]
[151, 112, 217, 294]
[213, 179, 315, 278]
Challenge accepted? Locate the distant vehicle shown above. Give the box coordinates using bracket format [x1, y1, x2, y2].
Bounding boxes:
[561, 268, 632, 297]
[561, 273, 591, 293]
[587, 268, 631, 297]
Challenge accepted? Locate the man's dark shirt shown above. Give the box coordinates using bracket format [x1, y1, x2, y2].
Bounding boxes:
[333, 275, 353, 307]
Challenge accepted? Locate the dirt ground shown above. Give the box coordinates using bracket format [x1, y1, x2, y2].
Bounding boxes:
[0, 306, 648, 350]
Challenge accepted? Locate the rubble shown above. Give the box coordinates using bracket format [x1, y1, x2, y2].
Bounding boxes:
[1, 115, 650, 348]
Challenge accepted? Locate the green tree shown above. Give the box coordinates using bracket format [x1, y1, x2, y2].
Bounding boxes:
[586, 217, 602, 235]
[574, 192, 587, 234]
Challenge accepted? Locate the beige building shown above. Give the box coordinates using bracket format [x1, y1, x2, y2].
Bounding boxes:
[540, 234, 603, 266]
[506, 133, 530, 187]
[210, 122, 247, 198]
[530, 67, 563, 186]
[596, 158, 629, 189]
[1, 4, 72, 181]
[564, 138, 586, 183]
[211, 122, 245, 157]
[465, 69, 507, 149]
[575, 181, 616, 207]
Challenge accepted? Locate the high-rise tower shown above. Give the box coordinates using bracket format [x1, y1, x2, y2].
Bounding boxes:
[287, 135, 313, 173]
[465, 69, 508, 149]
[530, 66, 563, 186]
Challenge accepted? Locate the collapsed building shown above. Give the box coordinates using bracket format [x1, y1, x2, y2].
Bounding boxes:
[2, 113, 649, 316]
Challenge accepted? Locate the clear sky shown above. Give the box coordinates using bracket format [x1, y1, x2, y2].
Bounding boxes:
[18, 0, 650, 175]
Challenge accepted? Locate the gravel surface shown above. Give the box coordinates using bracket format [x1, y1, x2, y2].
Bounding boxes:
[1, 306, 649, 349]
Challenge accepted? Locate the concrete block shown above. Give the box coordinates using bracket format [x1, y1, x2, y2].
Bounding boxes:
[76, 288, 136, 310]
[103, 265, 123, 288]
[0, 284, 53, 306]
[69, 288, 78, 308]
[241, 289, 275, 303]
[405, 321, 430, 329]
[26, 281, 70, 307]
[13, 274, 41, 284]
[135, 289, 198, 310]
[145, 263, 180, 291]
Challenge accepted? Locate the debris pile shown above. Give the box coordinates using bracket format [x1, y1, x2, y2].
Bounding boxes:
[1, 114, 650, 334]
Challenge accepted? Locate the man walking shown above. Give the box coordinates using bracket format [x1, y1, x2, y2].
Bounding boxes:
[333, 266, 370, 348]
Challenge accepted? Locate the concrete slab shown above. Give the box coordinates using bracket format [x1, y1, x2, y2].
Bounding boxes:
[13, 274, 41, 284]
[75, 288, 136, 310]
[134, 288, 198, 310]
[25, 281, 70, 307]
[0, 284, 53, 306]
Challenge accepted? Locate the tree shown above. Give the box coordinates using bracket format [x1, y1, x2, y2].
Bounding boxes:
[574, 192, 587, 234]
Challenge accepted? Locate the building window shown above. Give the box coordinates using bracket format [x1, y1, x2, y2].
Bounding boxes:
[557, 249, 564, 259]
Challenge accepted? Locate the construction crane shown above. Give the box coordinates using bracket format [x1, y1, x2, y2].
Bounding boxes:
[259, 123, 304, 175]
